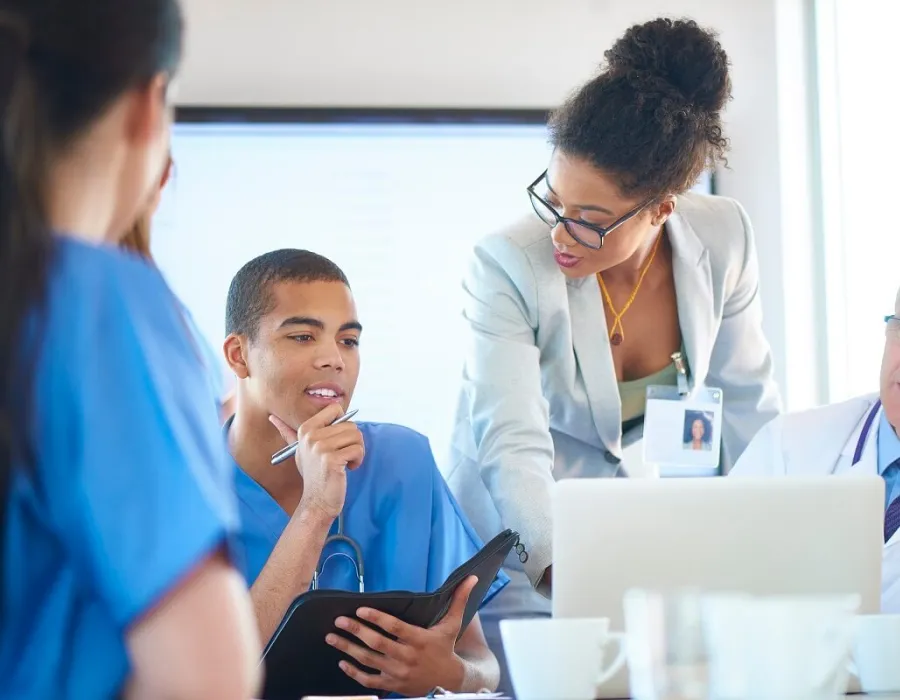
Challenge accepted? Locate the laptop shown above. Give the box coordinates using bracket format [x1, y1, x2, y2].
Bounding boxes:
[552, 475, 883, 699]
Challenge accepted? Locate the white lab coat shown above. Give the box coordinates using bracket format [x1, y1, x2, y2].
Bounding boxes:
[731, 393, 900, 612]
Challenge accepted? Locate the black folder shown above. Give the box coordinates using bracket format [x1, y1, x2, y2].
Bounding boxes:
[260, 528, 520, 700]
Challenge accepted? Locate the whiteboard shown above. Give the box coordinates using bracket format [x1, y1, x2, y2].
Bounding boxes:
[152, 120, 713, 463]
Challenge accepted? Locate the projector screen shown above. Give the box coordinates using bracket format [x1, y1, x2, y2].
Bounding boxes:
[152, 115, 712, 463]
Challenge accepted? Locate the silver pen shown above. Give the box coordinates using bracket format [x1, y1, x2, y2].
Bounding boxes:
[269, 408, 359, 465]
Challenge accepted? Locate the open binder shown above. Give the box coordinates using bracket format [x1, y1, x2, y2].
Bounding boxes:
[261, 528, 520, 700]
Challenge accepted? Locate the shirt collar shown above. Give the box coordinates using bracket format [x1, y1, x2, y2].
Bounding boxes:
[877, 410, 900, 475]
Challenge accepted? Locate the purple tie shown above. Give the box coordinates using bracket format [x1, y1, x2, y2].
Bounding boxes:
[886, 497, 900, 543]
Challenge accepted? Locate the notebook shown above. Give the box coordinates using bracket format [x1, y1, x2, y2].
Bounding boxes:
[261, 529, 520, 700]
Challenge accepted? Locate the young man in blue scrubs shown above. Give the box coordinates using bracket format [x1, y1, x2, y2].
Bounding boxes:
[222, 249, 507, 696]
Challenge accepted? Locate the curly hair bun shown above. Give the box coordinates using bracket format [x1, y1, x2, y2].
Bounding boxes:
[604, 17, 730, 115]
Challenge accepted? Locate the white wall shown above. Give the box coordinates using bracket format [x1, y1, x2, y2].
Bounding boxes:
[176, 0, 820, 411]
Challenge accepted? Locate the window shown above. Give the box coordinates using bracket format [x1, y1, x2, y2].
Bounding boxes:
[816, 0, 900, 401]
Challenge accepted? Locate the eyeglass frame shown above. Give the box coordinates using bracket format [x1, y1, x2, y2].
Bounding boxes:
[526, 169, 657, 249]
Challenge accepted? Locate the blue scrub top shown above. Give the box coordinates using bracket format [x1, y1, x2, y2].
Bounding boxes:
[0, 238, 239, 698]
[235, 421, 509, 604]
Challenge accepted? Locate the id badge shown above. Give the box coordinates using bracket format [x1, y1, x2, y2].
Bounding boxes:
[642, 384, 724, 477]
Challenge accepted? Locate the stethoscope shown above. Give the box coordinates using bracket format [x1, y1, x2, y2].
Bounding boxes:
[223, 414, 366, 592]
[852, 399, 882, 466]
[313, 511, 365, 593]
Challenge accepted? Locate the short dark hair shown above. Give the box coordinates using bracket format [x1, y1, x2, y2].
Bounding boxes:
[548, 17, 731, 199]
[225, 249, 350, 340]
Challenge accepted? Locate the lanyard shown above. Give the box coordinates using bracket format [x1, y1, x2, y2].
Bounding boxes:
[852, 399, 882, 466]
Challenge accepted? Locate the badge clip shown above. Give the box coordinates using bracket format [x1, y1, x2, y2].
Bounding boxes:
[671, 351, 690, 397]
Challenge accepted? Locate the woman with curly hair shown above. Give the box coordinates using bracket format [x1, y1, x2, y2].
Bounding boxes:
[443, 17, 783, 691]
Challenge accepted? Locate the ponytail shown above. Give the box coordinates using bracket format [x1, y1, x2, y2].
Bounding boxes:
[0, 12, 55, 594]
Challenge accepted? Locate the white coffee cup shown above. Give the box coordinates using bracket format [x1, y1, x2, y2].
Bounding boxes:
[499, 617, 626, 700]
[849, 614, 900, 693]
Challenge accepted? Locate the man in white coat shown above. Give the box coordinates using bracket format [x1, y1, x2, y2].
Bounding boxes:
[731, 286, 900, 612]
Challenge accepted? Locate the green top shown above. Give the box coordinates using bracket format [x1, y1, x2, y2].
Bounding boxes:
[619, 361, 680, 423]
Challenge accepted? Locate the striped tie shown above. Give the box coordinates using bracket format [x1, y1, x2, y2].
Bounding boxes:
[886, 496, 900, 543]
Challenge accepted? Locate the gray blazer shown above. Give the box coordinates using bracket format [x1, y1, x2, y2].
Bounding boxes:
[442, 193, 783, 592]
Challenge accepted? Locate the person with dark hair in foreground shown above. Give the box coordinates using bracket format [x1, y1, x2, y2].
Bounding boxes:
[442, 17, 782, 693]
[223, 249, 507, 696]
[0, 0, 259, 698]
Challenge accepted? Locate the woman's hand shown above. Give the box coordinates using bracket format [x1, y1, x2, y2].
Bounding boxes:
[326, 576, 479, 696]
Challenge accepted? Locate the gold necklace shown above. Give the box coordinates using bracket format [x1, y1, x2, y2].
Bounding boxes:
[596, 232, 663, 346]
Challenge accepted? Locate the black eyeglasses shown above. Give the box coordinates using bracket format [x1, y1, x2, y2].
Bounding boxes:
[526, 169, 654, 249]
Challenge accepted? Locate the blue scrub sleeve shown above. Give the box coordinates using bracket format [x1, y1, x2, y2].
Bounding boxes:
[425, 456, 510, 608]
[64, 270, 240, 629]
